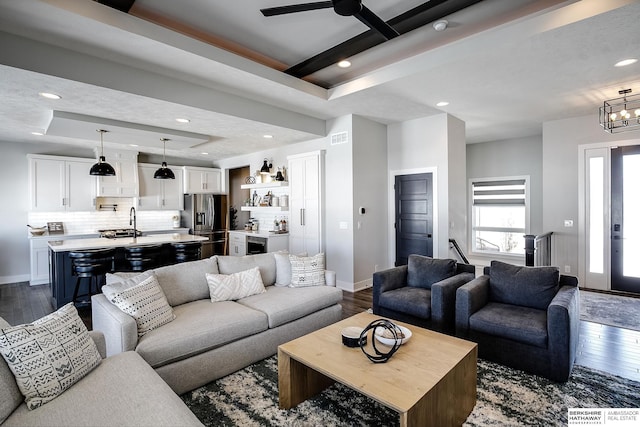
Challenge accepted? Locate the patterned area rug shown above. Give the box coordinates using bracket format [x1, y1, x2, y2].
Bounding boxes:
[181, 355, 640, 426]
[581, 290, 640, 331]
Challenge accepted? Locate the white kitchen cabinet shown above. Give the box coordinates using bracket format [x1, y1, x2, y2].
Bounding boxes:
[96, 149, 139, 197]
[287, 151, 324, 255]
[228, 231, 246, 256]
[183, 166, 222, 194]
[137, 164, 184, 210]
[28, 155, 96, 212]
[29, 238, 51, 285]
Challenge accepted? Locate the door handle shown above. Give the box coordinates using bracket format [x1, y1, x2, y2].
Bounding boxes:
[300, 208, 305, 226]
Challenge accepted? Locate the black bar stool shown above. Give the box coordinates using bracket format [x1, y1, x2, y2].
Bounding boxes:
[125, 244, 163, 271]
[172, 242, 202, 263]
[69, 248, 115, 307]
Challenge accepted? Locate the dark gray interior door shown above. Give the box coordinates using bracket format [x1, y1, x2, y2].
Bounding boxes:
[611, 145, 640, 293]
[395, 173, 433, 266]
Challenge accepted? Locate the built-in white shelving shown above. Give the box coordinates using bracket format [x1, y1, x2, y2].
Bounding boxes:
[240, 181, 288, 190]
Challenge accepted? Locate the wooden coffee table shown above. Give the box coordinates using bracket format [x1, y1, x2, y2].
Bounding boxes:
[278, 312, 477, 427]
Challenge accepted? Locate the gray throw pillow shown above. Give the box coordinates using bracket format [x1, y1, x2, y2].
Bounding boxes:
[488, 260, 559, 310]
[407, 255, 456, 289]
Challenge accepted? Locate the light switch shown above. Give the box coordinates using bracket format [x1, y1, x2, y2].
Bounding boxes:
[564, 220, 574, 227]
[339, 222, 348, 230]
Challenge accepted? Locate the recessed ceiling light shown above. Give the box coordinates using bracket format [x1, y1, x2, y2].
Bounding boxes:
[31, 131, 44, 136]
[337, 60, 351, 68]
[615, 58, 638, 67]
[263, 134, 274, 139]
[176, 118, 190, 123]
[39, 92, 61, 100]
[129, 144, 139, 147]
[436, 101, 449, 107]
[201, 152, 209, 155]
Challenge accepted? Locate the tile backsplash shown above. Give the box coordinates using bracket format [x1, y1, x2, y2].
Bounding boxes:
[28, 198, 179, 235]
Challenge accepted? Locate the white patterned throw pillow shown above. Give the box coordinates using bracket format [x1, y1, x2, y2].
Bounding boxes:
[289, 253, 325, 288]
[0, 303, 102, 410]
[206, 267, 266, 302]
[103, 272, 175, 337]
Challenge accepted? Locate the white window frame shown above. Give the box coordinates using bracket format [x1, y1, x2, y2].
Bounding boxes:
[468, 176, 530, 259]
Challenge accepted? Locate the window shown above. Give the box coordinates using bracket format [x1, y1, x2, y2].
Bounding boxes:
[470, 178, 529, 256]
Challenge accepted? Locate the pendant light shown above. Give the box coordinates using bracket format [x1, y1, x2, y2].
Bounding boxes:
[260, 158, 272, 175]
[154, 138, 175, 179]
[90, 129, 116, 176]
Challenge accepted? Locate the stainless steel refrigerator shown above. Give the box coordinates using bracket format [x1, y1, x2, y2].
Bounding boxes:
[181, 194, 228, 258]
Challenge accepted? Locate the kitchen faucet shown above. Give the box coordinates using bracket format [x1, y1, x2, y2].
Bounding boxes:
[129, 207, 137, 242]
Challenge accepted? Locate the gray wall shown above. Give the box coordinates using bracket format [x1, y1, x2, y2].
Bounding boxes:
[543, 114, 640, 279]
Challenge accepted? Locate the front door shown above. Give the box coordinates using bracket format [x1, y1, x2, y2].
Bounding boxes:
[611, 145, 640, 292]
[395, 173, 433, 266]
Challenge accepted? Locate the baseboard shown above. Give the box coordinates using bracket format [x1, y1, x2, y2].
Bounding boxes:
[0, 274, 30, 285]
[336, 278, 373, 293]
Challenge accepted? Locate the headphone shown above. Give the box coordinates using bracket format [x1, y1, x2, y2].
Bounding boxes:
[358, 319, 402, 363]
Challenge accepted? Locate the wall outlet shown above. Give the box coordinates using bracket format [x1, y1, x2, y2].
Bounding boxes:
[374, 264, 379, 272]
[564, 265, 571, 273]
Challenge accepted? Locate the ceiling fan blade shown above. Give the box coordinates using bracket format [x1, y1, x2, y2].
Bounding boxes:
[355, 5, 399, 40]
[261, 1, 333, 17]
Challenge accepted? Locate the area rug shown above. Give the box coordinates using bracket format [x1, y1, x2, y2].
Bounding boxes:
[581, 290, 640, 331]
[181, 355, 640, 427]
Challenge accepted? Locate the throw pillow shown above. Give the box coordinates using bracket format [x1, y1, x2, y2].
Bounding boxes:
[274, 251, 292, 286]
[289, 253, 325, 288]
[489, 260, 559, 310]
[0, 303, 102, 410]
[407, 255, 456, 289]
[102, 272, 175, 337]
[206, 267, 266, 302]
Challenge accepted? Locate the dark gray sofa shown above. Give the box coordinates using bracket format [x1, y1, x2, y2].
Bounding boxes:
[455, 260, 580, 382]
[372, 255, 476, 333]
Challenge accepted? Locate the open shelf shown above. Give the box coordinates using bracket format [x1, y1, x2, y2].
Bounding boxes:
[241, 181, 289, 190]
[240, 206, 288, 212]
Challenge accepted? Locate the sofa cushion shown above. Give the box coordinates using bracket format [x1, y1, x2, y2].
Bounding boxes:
[0, 317, 22, 424]
[217, 253, 277, 286]
[1, 351, 203, 427]
[469, 302, 548, 348]
[237, 285, 343, 328]
[0, 304, 101, 410]
[407, 255, 457, 289]
[206, 267, 266, 302]
[153, 257, 219, 306]
[489, 261, 559, 310]
[102, 272, 175, 337]
[105, 257, 219, 307]
[378, 287, 432, 320]
[290, 253, 325, 287]
[135, 300, 268, 368]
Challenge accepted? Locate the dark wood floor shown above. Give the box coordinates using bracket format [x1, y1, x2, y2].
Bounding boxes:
[2, 282, 640, 382]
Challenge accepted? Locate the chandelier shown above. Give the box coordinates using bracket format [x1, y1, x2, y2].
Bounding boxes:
[599, 89, 640, 134]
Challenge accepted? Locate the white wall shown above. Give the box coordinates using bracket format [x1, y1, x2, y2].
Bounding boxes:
[352, 115, 388, 289]
[387, 113, 466, 264]
[0, 142, 32, 283]
[543, 114, 640, 279]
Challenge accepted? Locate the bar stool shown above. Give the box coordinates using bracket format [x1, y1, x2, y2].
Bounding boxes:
[69, 248, 115, 307]
[125, 244, 163, 271]
[172, 242, 202, 263]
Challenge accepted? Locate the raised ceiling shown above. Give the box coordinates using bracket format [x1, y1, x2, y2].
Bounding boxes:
[0, 0, 639, 161]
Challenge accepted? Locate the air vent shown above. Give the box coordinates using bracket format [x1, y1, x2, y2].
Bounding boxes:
[331, 131, 349, 146]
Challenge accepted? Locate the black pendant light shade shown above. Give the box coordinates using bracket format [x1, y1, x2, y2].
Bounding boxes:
[90, 129, 116, 176]
[154, 138, 175, 179]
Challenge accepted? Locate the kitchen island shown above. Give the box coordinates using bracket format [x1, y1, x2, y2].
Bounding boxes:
[48, 234, 208, 309]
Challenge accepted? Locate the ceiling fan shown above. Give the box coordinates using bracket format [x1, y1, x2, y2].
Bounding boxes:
[260, 0, 400, 40]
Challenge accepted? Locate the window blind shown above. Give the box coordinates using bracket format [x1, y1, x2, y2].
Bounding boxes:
[472, 179, 526, 206]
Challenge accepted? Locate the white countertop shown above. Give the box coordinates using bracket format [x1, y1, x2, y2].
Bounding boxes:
[48, 233, 208, 252]
[228, 230, 288, 238]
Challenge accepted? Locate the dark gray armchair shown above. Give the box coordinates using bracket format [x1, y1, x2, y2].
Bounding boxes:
[455, 260, 580, 382]
[373, 255, 475, 334]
